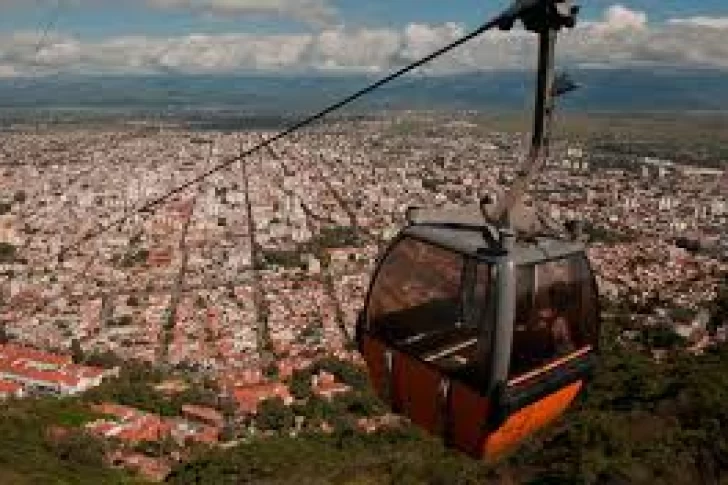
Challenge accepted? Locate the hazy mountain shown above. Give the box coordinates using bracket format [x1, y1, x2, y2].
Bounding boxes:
[0, 68, 726, 115]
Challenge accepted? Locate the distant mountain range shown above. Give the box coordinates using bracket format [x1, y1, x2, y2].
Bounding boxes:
[0, 67, 726, 115]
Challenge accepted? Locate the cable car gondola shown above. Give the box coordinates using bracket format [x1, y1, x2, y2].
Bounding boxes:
[356, 0, 600, 461]
[356, 206, 599, 460]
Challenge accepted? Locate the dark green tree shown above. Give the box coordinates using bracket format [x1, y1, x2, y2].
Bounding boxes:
[46, 430, 106, 468]
[289, 369, 312, 401]
[263, 362, 279, 380]
[0, 242, 16, 263]
[255, 398, 294, 432]
[333, 391, 383, 418]
[708, 282, 728, 333]
[313, 357, 368, 391]
[70, 339, 84, 364]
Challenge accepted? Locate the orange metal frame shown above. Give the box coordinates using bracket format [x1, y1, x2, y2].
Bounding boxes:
[361, 334, 585, 461]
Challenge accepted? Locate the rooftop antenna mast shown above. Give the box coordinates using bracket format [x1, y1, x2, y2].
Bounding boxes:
[494, 0, 580, 227]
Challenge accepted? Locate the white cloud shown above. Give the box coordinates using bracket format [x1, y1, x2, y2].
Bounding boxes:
[401, 22, 464, 61]
[0, 0, 337, 27]
[312, 28, 400, 72]
[559, 6, 728, 70]
[1, 5, 728, 77]
[0, 65, 20, 78]
[602, 4, 647, 30]
[667, 16, 728, 29]
[146, 0, 337, 27]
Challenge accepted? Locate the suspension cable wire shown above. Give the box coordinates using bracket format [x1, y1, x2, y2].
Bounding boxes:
[31, 0, 64, 62]
[50, 12, 509, 263]
[21, 137, 181, 263]
[258, 137, 359, 345]
[4, 135, 143, 314]
[260, 135, 337, 226]
[16, 131, 161, 276]
[21, 131, 144, 222]
[7, 141, 214, 321]
[262, 135, 376, 244]
[0, 0, 69, 140]
[9, 0, 67, 89]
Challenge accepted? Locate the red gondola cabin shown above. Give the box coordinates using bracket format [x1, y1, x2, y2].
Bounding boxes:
[356, 206, 599, 461]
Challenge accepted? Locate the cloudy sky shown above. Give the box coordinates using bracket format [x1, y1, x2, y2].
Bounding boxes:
[0, 0, 726, 77]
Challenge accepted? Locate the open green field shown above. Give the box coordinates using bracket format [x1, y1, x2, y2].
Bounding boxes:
[385, 110, 728, 167]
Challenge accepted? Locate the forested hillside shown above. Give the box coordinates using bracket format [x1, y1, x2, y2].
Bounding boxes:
[1, 292, 727, 484]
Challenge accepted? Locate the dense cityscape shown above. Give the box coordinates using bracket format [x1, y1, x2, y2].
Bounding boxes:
[0, 112, 726, 482]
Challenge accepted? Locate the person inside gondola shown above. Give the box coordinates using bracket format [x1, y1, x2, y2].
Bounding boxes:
[548, 281, 576, 355]
[512, 278, 576, 376]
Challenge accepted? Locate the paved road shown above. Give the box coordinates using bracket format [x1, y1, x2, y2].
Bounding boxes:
[159, 192, 198, 362]
[241, 153, 270, 360]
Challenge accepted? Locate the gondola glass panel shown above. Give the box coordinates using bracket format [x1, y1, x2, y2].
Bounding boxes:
[510, 254, 598, 383]
[367, 238, 465, 348]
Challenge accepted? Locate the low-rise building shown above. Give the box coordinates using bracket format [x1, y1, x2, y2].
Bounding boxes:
[0, 343, 116, 396]
[232, 382, 293, 415]
[0, 378, 24, 399]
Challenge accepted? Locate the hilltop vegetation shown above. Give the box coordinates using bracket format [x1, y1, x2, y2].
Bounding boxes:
[169, 429, 498, 485]
[170, 289, 728, 484]
[0, 290, 726, 483]
[0, 398, 140, 484]
[166, 321, 728, 484]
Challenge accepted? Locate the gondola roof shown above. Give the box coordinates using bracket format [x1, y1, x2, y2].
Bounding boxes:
[402, 203, 584, 264]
